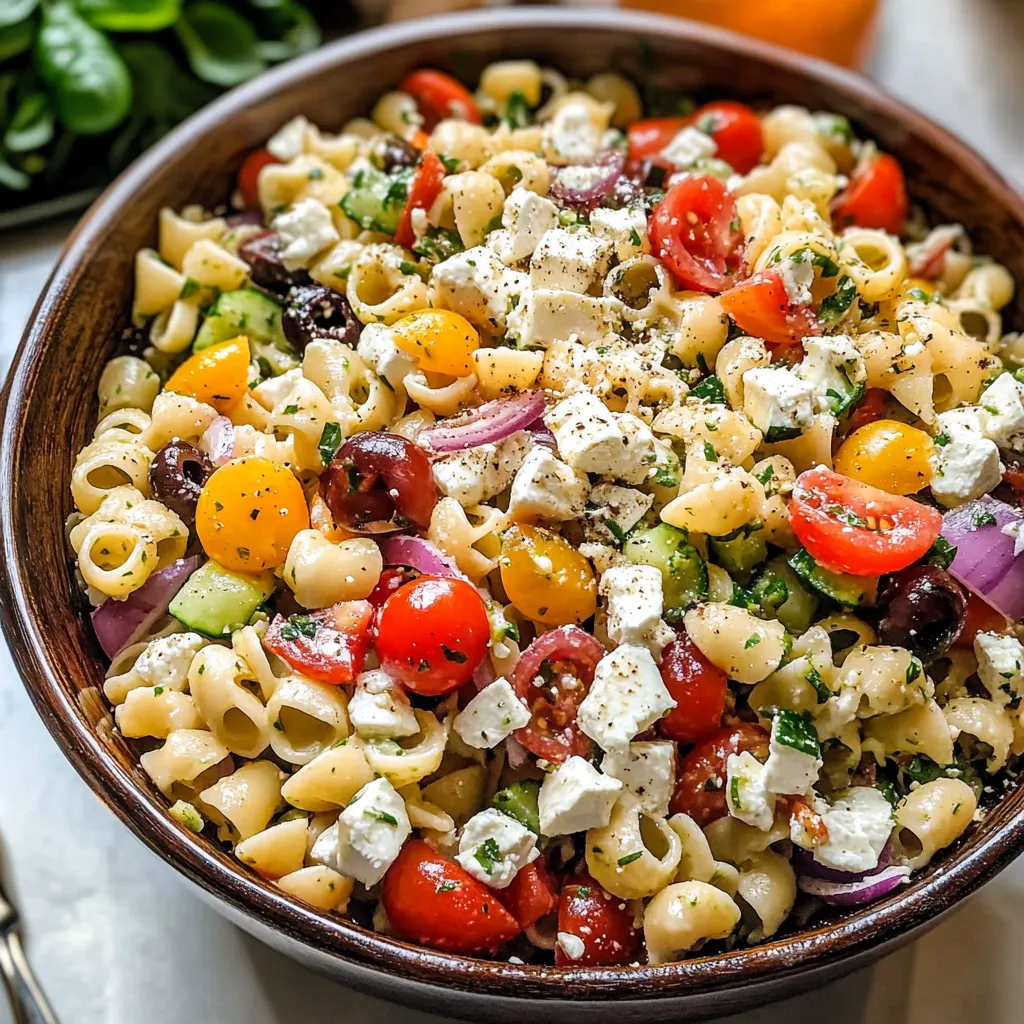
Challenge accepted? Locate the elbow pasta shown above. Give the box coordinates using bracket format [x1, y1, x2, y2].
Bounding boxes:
[70, 65, 1023, 968]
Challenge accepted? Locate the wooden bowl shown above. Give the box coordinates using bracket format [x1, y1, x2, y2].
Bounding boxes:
[3, 8, 1024, 1021]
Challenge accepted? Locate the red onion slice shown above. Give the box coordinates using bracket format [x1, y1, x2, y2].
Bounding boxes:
[91, 556, 201, 658]
[420, 392, 546, 452]
[908, 225, 962, 279]
[200, 415, 235, 467]
[473, 653, 497, 691]
[549, 150, 627, 211]
[797, 864, 910, 907]
[378, 535, 468, 581]
[505, 734, 530, 769]
[794, 839, 892, 883]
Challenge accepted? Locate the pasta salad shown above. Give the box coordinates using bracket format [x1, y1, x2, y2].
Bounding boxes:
[69, 60, 1024, 966]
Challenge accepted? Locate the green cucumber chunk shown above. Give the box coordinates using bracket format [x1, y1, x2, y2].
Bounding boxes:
[169, 560, 275, 638]
[622, 523, 708, 622]
[788, 548, 877, 608]
[490, 780, 541, 834]
[709, 522, 768, 582]
[194, 286, 291, 353]
[750, 556, 819, 633]
[340, 165, 412, 235]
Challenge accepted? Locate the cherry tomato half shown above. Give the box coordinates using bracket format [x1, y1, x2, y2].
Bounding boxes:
[627, 115, 688, 166]
[496, 859, 559, 931]
[263, 600, 373, 684]
[649, 175, 741, 294]
[367, 567, 417, 610]
[955, 592, 1010, 649]
[555, 875, 642, 966]
[657, 632, 728, 745]
[382, 840, 520, 954]
[831, 152, 908, 236]
[670, 723, 770, 826]
[719, 269, 821, 347]
[846, 387, 892, 434]
[393, 150, 447, 249]
[511, 626, 605, 763]
[789, 466, 943, 576]
[400, 69, 481, 128]
[375, 576, 490, 695]
[237, 147, 279, 209]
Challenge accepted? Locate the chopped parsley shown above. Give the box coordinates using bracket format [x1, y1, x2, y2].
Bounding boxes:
[501, 88, 533, 129]
[703, 440, 718, 462]
[818, 274, 857, 324]
[745, 634, 761, 649]
[617, 851, 644, 867]
[628, 226, 642, 247]
[364, 809, 399, 826]
[925, 536, 957, 569]
[441, 644, 468, 664]
[973, 510, 997, 529]
[318, 422, 343, 465]
[280, 614, 319, 641]
[805, 665, 830, 704]
[934, 432, 950, 447]
[474, 837, 503, 875]
[772, 708, 820, 758]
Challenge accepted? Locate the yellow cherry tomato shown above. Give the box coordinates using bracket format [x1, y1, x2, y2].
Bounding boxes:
[196, 456, 309, 571]
[391, 308, 479, 378]
[166, 336, 250, 413]
[500, 524, 597, 626]
[834, 419, 935, 495]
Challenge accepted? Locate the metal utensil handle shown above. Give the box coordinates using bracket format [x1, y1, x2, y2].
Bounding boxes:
[0, 930, 58, 1024]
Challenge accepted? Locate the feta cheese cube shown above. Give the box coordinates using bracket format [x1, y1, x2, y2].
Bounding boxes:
[578, 644, 677, 754]
[266, 115, 310, 161]
[930, 408, 1004, 507]
[310, 777, 411, 885]
[495, 187, 561, 264]
[133, 633, 205, 691]
[529, 228, 611, 293]
[601, 741, 676, 816]
[432, 246, 525, 334]
[348, 669, 419, 739]
[589, 206, 649, 262]
[508, 446, 590, 523]
[538, 755, 623, 836]
[579, 542, 624, 574]
[545, 100, 602, 164]
[608, 414, 660, 484]
[977, 373, 1024, 452]
[798, 787, 894, 875]
[584, 484, 654, 544]
[974, 630, 1024, 705]
[507, 289, 622, 348]
[599, 564, 675, 656]
[794, 334, 867, 414]
[273, 198, 340, 270]
[778, 256, 815, 306]
[762, 714, 823, 796]
[453, 678, 531, 749]
[726, 751, 776, 831]
[660, 126, 718, 168]
[455, 808, 539, 888]
[356, 322, 416, 391]
[742, 366, 816, 440]
[433, 431, 532, 506]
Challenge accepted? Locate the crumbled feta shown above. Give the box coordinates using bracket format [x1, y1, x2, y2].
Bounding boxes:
[726, 751, 776, 831]
[433, 431, 532, 505]
[1002, 520, 1024, 558]
[599, 564, 675, 656]
[742, 366, 816, 440]
[529, 227, 611, 293]
[356, 322, 416, 390]
[273, 198, 340, 270]
[310, 777, 411, 886]
[762, 715, 823, 796]
[974, 631, 1024, 706]
[432, 246, 526, 335]
[455, 808, 539, 888]
[579, 542, 624, 574]
[601, 741, 676, 817]
[577, 644, 676, 754]
[977, 373, 1024, 452]
[930, 408, 1004, 507]
[778, 256, 815, 306]
[660, 126, 718, 168]
[538, 755, 623, 836]
[266, 115, 310, 161]
[545, 100, 602, 164]
[589, 206, 649, 262]
[794, 334, 867, 413]
[348, 669, 419, 739]
[134, 633, 205, 691]
[584, 484, 654, 544]
[507, 446, 590, 523]
[799, 787, 894, 874]
[507, 289, 622, 348]
[452, 678, 531, 749]
[493, 187, 560, 264]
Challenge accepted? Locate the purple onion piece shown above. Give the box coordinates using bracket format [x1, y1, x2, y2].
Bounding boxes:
[797, 864, 911, 907]
[200, 415, 235, 467]
[420, 391, 546, 452]
[377, 535, 467, 580]
[794, 839, 893, 883]
[549, 150, 626, 212]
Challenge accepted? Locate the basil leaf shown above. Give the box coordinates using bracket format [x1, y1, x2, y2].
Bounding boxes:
[175, 2, 267, 87]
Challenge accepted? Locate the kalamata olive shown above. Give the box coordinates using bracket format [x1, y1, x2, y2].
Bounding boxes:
[876, 564, 967, 661]
[370, 133, 420, 172]
[282, 284, 362, 350]
[238, 231, 312, 292]
[149, 440, 213, 525]
[225, 209, 266, 228]
[321, 431, 437, 534]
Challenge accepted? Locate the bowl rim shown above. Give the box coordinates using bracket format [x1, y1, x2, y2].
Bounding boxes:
[4, 4, 1024, 1002]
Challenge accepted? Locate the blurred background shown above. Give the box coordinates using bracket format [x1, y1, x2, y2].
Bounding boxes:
[4, 1, 1024, 1022]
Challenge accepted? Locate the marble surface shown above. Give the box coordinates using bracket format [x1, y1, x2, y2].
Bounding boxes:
[3, 2, 1024, 1021]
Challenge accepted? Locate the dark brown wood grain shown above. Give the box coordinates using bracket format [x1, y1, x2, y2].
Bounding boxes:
[3, 8, 1024, 1021]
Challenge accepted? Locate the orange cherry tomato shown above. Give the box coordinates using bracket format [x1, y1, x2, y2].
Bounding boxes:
[400, 69, 481, 128]
[237, 147, 279, 209]
[831, 152, 908, 235]
[955, 592, 1011, 649]
[719, 269, 821, 346]
[789, 466, 942, 576]
[834, 420, 934, 495]
[196, 456, 310, 571]
[393, 149, 447, 248]
[166, 337, 250, 413]
[391, 307, 479, 377]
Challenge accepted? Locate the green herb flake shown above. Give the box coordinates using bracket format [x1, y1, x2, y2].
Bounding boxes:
[772, 708, 820, 758]
[364, 809, 399, 826]
[703, 440, 718, 462]
[474, 837, 503, 875]
[617, 850, 644, 867]
[441, 644, 468, 664]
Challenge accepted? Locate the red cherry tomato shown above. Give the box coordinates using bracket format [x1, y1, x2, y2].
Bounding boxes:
[496, 860, 559, 931]
[367, 567, 417, 610]
[657, 632, 728, 744]
[555, 875, 642, 966]
[510, 626, 606, 763]
[262, 601, 373, 684]
[955, 592, 1010, 649]
[375, 576, 490, 695]
[400, 69, 481, 128]
[831, 152, 908, 235]
[846, 387, 892, 434]
[670, 723, 770, 826]
[382, 840, 520, 954]
[649, 175, 741, 294]
[719, 269, 822, 347]
[627, 115, 688, 166]
[790, 466, 943, 576]
[393, 150, 447, 249]
[237, 147, 279, 209]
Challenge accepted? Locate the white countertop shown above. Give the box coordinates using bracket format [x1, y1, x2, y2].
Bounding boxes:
[3, 2, 1024, 1021]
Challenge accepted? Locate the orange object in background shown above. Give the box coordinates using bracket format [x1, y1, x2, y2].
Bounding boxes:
[621, 0, 880, 68]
